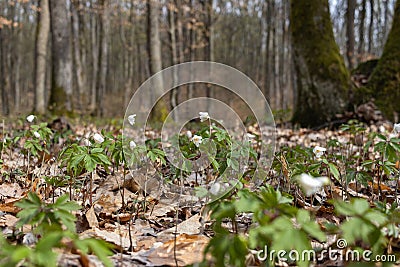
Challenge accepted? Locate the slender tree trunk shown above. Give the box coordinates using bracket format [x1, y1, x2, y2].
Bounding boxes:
[263, 1, 272, 103]
[279, 1, 287, 109]
[0, 28, 9, 115]
[368, 0, 374, 54]
[358, 0, 366, 60]
[147, 0, 167, 122]
[89, 1, 99, 112]
[346, 0, 356, 69]
[168, 1, 179, 120]
[34, 0, 50, 114]
[49, 0, 73, 114]
[96, 0, 110, 117]
[71, 0, 86, 111]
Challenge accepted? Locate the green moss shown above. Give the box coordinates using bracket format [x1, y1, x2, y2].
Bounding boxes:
[48, 85, 67, 115]
[290, 0, 351, 127]
[291, 1, 350, 85]
[351, 59, 378, 76]
[367, 2, 400, 120]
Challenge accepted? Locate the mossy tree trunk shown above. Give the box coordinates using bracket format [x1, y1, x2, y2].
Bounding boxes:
[368, 0, 400, 121]
[290, 0, 351, 127]
[48, 0, 73, 115]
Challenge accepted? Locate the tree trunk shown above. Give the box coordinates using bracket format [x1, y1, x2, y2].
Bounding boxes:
[89, 3, 99, 113]
[368, 0, 374, 54]
[0, 28, 9, 115]
[358, 0, 366, 60]
[168, 1, 179, 120]
[71, 0, 86, 111]
[147, 0, 168, 122]
[346, 0, 356, 69]
[368, 0, 400, 121]
[49, 0, 73, 114]
[34, 0, 50, 114]
[96, 0, 110, 117]
[290, 0, 351, 127]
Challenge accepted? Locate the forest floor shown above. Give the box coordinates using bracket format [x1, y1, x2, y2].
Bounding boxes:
[1, 115, 400, 267]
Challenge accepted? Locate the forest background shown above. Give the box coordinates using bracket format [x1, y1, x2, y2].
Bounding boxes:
[0, 0, 398, 127]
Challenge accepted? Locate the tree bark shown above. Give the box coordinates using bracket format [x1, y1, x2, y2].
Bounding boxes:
[346, 0, 356, 69]
[368, 0, 374, 54]
[71, 0, 86, 111]
[89, 2, 99, 113]
[147, 0, 168, 122]
[368, 0, 400, 120]
[49, 0, 73, 114]
[96, 0, 110, 117]
[358, 0, 366, 60]
[34, 0, 50, 114]
[290, 0, 351, 127]
[168, 1, 179, 120]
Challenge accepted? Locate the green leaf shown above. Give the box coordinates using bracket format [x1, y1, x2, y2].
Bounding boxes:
[328, 163, 340, 180]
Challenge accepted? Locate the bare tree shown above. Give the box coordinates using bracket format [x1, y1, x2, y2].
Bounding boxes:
[147, 0, 167, 122]
[71, 0, 86, 110]
[346, 0, 356, 68]
[34, 0, 50, 114]
[96, 0, 110, 116]
[48, 0, 73, 114]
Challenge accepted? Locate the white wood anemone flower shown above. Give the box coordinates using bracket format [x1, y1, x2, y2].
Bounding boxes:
[128, 114, 137, 126]
[297, 173, 330, 196]
[209, 182, 221, 195]
[191, 135, 203, 147]
[83, 139, 92, 146]
[313, 145, 326, 158]
[33, 131, 41, 139]
[93, 133, 105, 144]
[199, 112, 210, 122]
[246, 133, 256, 141]
[186, 130, 192, 139]
[130, 140, 137, 149]
[394, 123, 400, 134]
[26, 115, 35, 123]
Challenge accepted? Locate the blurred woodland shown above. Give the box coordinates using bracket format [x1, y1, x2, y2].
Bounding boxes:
[0, 0, 399, 127]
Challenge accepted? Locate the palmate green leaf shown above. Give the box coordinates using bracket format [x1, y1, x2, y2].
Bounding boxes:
[296, 210, 326, 242]
[16, 192, 41, 208]
[70, 153, 85, 170]
[0, 235, 31, 267]
[210, 202, 236, 221]
[32, 232, 63, 267]
[54, 210, 76, 232]
[96, 153, 112, 166]
[84, 154, 97, 172]
[235, 190, 260, 213]
[341, 217, 376, 245]
[328, 163, 340, 180]
[227, 157, 239, 171]
[10, 247, 31, 267]
[375, 133, 387, 141]
[53, 194, 70, 206]
[74, 238, 114, 267]
[262, 216, 311, 267]
[58, 200, 81, 212]
[91, 147, 103, 154]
